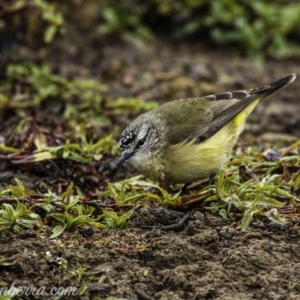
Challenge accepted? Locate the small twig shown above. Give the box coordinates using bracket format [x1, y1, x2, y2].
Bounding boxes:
[181, 189, 215, 206]
[161, 214, 194, 231]
[0, 197, 32, 204]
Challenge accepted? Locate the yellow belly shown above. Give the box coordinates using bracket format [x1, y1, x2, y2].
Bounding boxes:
[164, 128, 235, 182]
[163, 99, 260, 183]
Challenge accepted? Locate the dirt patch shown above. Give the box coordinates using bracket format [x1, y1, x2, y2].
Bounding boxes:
[1, 213, 300, 299]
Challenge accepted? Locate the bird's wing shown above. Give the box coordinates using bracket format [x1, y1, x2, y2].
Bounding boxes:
[162, 92, 248, 145]
[163, 74, 295, 145]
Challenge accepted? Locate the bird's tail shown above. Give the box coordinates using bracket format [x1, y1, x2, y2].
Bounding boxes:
[249, 73, 296, 97]
[200, 73, 296, 141]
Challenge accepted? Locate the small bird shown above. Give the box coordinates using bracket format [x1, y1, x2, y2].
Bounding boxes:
[116, 74, 296, 186]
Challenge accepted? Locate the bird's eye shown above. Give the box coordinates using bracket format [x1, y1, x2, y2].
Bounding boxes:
[137, 138, 146, 146]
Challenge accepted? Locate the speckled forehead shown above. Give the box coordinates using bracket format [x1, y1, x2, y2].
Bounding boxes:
[119, 130, 135, 151]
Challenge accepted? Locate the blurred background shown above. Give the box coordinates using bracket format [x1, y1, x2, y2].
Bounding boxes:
[1, 0, 300, 138]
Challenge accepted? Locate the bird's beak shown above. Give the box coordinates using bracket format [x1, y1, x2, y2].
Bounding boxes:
[116, 152, 134, 167]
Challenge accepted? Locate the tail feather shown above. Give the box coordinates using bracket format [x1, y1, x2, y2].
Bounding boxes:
[250, 73, 296, 96]
[196, 74, 296, 143]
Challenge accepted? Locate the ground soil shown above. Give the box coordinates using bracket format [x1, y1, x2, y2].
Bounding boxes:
[1, 39, 300, 300]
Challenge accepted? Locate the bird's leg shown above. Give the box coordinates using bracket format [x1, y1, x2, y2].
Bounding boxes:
[179, 182, 191, 195]
[207, 173, 216, 185]
[158, 170, 169, 191]
[159, 178, 168, 191]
